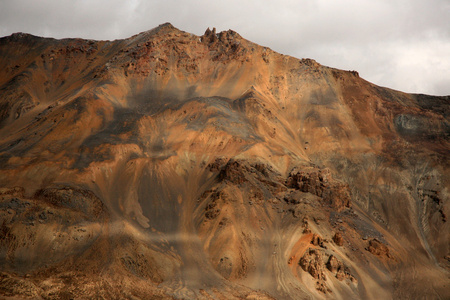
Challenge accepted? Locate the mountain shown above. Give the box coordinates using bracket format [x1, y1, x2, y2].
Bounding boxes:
[0, 23, 449, 299]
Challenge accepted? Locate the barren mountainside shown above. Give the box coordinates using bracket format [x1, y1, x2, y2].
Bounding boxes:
[0, 23, 449, 299]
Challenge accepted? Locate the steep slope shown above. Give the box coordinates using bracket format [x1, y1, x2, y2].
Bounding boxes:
[0, 23, 449, 299]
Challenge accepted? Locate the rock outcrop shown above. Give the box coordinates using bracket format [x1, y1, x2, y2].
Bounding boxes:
[287, 168, 352, 211]
[333, 232, 344, 246]
[326, 255, 357, 282]
[367, 239, 391, 258]
[299, 248, 329, 293]
[299, 248, 356, 293]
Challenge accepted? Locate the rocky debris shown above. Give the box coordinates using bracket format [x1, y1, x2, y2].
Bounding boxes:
[299, 248, 326, 281]
[253, 163, 273, 177]
[0, 193, 103, 275]
[201, 190, 229, 220]
[287, 168, 328, 195]
[205, 201, 221, 220]
[367, 239, 391, 258]
[299, 248, 331, 293]
[0, 194, 57, 228]
[216, 159, 284, 190]
[0, 187, 25, 198]
[340, 210, 385, 241]
[34, 187, 105, 218]
[298, 248, 357, 293]
[301, 58, 320, 68]
[120, 254, 163, 283]
[333, 232, 344, 246]
[248, 187, 264, 204]
[296, 248, 358, 294]
[218, 159, 248, 184]
[113, 25, 202, 77]
[203, 159, 291, 223]
[284, 190, 314, 218]
[310, 234, 326, 248]
[288, 207, 302, 218]
[254, 168, 286, 194]
[207, 157, 228, 172]
[288, 256, 295, 265]
[48, 40, 98, 57]
[302, 217, 311, 234]
[211, 161, 351, 217]
[284, 190, 304, 204]
[0, 272, 40, 298]
[0, 197, 30, 211]
[315, 281, 330, 294]
[326, 255, 357, 282]
[287, 168, 351, 211]
[218, 256, 233, 279]
[394, 114, 446, 139]
[0, 220, 12, 243]
[38, 211, 47, 220]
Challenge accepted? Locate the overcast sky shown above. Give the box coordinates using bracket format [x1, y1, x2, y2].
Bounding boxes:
[1, 0, 449, 95]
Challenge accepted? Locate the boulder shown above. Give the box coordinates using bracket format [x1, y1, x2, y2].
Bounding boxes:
[333, 232, 344, 246]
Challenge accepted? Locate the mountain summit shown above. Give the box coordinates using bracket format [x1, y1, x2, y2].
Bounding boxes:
[0, 25, 449, 299]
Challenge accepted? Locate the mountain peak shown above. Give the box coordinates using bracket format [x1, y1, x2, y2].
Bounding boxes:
[2, 32, 40, 41]
[157, 22, 176, 30]
[129, 22, 182, 41]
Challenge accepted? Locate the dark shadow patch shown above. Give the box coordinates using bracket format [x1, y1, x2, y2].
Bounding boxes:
[0, 154, 11, 169]
[394, 114, 450, 140]
[309, 88, 338, 106]
[412, 94, 450, 118]
[72, 108, 144, 169]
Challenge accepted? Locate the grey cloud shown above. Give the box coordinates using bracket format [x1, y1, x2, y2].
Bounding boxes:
[0, 0, 449, 95]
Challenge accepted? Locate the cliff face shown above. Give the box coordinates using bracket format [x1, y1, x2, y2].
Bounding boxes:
[0, 23, 449, 299]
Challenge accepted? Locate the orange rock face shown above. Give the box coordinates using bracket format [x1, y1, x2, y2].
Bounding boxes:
[367, 239, 391, 258]
[0, 23, 449, 299]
